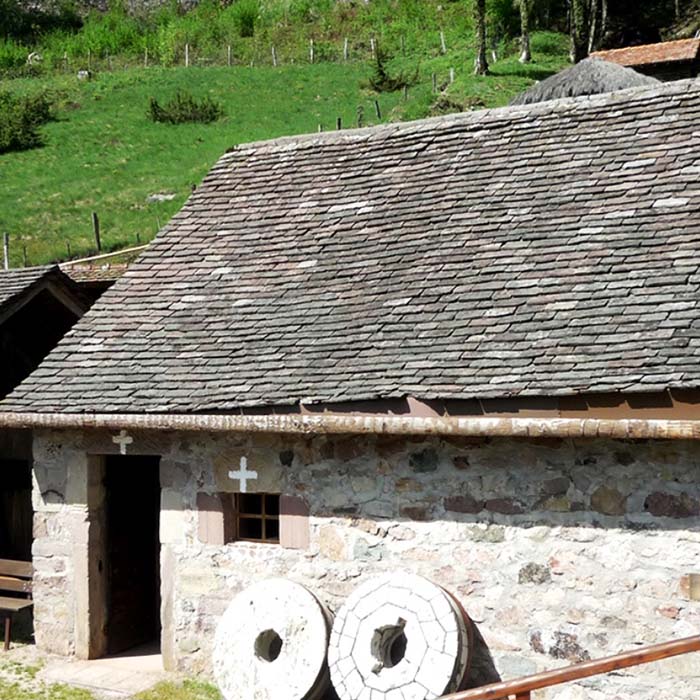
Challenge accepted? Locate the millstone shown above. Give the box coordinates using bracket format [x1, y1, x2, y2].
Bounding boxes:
[328, 573, 473, 700]
[213, 579, 332, 700]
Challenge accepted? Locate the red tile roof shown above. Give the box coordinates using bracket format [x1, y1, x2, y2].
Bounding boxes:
[592, 38, 700, 67]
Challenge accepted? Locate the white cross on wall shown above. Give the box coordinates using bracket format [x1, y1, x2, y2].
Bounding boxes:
[228, 456, 258, 493]
[112, 430, 134, 455]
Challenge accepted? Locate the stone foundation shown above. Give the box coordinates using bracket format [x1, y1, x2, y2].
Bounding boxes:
[30, 429, 700, 698]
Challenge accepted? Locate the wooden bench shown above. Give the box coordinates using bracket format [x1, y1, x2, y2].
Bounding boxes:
[0, 559, 33, 651]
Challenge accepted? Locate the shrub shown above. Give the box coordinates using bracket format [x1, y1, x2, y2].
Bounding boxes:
[0, 91, 54, 154]
[365, 49, 418, 93]
[0, 38, 27, 71]
[230, 0, 259, 38]
[148, 89, 224, 124]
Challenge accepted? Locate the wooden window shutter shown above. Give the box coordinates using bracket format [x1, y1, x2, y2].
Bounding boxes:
[197, 493, 237, 545]
[279, 495, 310, 550]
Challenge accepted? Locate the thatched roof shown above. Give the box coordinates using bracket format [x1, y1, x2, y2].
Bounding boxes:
[510, 57, 660, 105]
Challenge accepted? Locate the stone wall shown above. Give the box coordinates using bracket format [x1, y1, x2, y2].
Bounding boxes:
[31, 428, 700, 698]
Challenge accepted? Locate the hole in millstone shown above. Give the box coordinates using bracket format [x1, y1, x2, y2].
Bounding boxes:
[254, 629, 283, 662]
[371, 618, 408, 673]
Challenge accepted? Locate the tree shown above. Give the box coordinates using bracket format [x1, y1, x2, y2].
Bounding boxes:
[569, 0, 613, 62]
[570, 0, 588, 62]
[474, 0, 489, 75]
[519, 0, 532, 63]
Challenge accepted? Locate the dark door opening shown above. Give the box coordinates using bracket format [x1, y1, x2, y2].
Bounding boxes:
[104, 455, 161, 656]
[0, 460, 33, 561]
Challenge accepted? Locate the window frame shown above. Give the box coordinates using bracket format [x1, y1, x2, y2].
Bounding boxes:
[233, 492, 280, 545]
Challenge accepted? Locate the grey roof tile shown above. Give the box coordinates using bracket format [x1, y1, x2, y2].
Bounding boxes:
[5, 79, 700, 413]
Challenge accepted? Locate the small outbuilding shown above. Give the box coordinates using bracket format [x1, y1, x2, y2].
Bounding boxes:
[592, 38, 700, 81]
[1, 79, 699, 697]
[0, 266, 88, 563]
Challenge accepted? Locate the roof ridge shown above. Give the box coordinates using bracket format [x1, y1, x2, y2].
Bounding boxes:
[223, 77, 700, 156]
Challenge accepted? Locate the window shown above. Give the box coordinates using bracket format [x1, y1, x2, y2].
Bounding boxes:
[235, 493, 280, 543]
[197, 492, 308, 549]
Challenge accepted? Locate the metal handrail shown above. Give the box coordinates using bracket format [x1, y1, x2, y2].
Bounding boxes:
[440, 635, 700, 700]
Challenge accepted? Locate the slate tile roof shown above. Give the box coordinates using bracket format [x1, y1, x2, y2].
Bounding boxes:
[61, 263, 128, 283]
[592, 38, 700, 67]
[0, 266, 63, 315]
[4, 79, 700, 414]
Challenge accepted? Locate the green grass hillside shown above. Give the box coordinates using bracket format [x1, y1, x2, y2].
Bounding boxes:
[0, 31, 569, 266]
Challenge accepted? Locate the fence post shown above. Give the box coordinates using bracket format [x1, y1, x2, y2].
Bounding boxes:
[185, 43, 190, 67]
[271, 46, 277, 66]
[309, 38, 314, 63]
[450, 67, 455, 84]
[343, 37, 349, 61]
[370, 37, 376, 59]
[2, 233, 9, 270]
[227, 45, 232, 67]
[92, 212, 101, 252]
[440, 30, 447, 54]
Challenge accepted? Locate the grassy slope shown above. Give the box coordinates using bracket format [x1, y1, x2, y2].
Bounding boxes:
[0, 33, 569, 266]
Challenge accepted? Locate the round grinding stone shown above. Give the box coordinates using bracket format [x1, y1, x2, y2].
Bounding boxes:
[213, 579, 332, 700]
[328, 573, 472, 700]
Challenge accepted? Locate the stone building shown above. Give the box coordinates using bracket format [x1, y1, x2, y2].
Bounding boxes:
[1, 79, 700, 698]
[592, 38, 700, 81]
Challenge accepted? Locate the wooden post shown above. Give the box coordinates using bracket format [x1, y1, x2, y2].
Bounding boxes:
[343, 37, 349, 61]
[374, 100, 381, 120]
[440, 30, 447, 54]
[4, 616, 10, 652]
[336, 116, 342, 130]
[309, 39, 314, 63]
[227, 45, 232, 67]
[403, 85, 408, 101]
[92, 212, 101, 252]
[185, 43, 190, 67]
[271, 46, 277, 66]
[66, 241, 71, 258]
[2, 233, 9, 270]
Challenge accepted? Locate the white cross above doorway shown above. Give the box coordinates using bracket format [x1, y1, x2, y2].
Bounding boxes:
[228, 456, 258, 493]
[112, 430, 133, 455]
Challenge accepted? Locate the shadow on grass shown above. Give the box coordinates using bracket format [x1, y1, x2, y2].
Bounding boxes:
[489, 65, 560, 81]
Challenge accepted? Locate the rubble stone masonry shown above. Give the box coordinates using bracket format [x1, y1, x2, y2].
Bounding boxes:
[31, 429, 700, 699]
